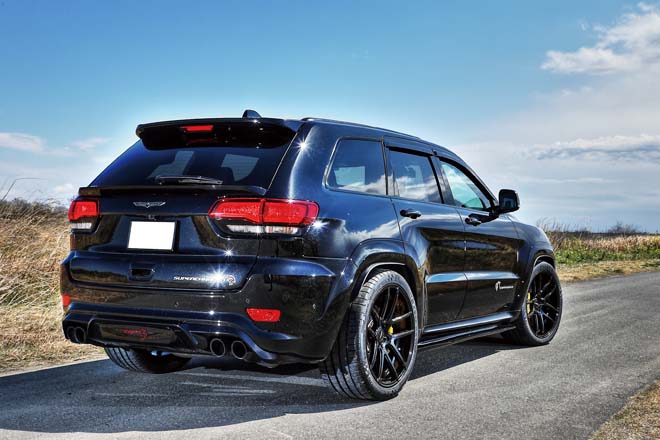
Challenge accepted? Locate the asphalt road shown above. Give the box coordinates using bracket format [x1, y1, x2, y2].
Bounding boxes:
[1, 271, 659, 440]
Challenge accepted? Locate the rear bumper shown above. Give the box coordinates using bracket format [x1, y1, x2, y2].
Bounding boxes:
[61, 254, 354, 365]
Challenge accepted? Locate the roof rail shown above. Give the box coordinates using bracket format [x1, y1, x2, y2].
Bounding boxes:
[301, 117, 420, 139]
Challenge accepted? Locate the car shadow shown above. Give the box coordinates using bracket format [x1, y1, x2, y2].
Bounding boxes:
[0, 337, 522, 434]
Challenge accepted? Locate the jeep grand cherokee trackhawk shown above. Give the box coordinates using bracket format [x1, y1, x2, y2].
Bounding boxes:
[61, 110, 562, 400]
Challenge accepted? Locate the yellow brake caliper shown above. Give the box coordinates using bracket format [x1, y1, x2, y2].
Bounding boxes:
[387, 326, 394, 335]
[526, 291, 532, 314]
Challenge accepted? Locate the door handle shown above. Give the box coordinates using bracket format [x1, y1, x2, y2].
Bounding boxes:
[400, 209, 422, 219]
[465, 215, 482, 226]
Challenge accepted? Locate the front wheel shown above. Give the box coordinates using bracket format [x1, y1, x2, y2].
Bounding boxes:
[105, 347, 190, 374]
[320, 270, 419, 400]
[504, 262, 563, 345]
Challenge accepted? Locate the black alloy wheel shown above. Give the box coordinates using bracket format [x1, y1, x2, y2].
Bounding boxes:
[366, 284, 416, 387]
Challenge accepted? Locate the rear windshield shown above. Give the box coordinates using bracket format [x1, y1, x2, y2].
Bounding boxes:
[91, 141, 290, 188]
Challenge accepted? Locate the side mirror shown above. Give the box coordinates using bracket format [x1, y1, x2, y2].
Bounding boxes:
[497, 189, 519, 214]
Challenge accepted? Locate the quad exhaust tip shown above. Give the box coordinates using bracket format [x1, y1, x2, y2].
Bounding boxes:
[230, 340, 248, 360]
[209, 338, 226, 357]
[67, 326, 86, 344]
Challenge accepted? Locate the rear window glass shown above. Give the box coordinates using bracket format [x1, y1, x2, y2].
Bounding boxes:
[328, 139, 386, 195]
[91, 141, 289, 188]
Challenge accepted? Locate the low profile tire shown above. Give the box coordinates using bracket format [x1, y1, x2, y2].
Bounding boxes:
[503, 262, 563, 346]
[105, 347, 190, 374]
[320, 270, 419, 400]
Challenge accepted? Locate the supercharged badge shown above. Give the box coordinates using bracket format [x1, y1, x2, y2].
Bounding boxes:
[173, 274, 237, 286]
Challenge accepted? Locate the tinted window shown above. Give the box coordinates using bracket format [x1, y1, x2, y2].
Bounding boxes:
[440, 162, 491, 211]
[91, 141, 288, 188]
[328, 139, 386, 195]
[390, 150, 441, 203]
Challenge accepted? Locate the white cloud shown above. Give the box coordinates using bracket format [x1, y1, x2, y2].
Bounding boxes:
[53, 183, 76, 195]
[0, 132, 45, 153]
[542, 3, 660, 74]
[69, 137, 110, 151]
[528, 134, 660, 162]
[461, 4, 660, 231]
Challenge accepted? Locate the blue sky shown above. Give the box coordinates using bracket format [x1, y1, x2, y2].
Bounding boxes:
[1, 1, 659, 230]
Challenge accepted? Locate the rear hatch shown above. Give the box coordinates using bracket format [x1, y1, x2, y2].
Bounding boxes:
[67, 118, 299, 292]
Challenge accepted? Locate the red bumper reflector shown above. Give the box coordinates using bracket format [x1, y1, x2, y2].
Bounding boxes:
[61, 294, 71, 309]
[246, 308, 281, 322]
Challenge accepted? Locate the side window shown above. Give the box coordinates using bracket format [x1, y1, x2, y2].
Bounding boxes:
[389, 149, 441, 203]
[440, 161, 491, 211]
[328, 139, 386, 195]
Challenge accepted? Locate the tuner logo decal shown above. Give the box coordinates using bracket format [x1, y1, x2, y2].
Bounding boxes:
[495, 281, 515, 292]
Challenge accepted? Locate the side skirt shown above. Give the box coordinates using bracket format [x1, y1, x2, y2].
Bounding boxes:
[418, 312, 515, 349]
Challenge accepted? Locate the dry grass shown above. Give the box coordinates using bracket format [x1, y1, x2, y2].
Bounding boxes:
[590, 381, 660, 440]
[0, 201, 101, 372]
[0, 303, 102, 373]
[558, 259, 660, 283]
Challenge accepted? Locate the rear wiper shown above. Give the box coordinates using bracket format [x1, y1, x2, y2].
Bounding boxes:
[154, 175, 224, 185]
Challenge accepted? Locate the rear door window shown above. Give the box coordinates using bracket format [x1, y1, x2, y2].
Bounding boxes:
[328, 139, 386, 195]
[389, 149, 442, 203]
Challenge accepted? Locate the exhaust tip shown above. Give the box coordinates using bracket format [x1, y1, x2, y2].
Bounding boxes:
[66, 326, 77, 342]
[209, 338, 226, 357]
[67, 326, 86, 343]
[230, 340, 248, 360]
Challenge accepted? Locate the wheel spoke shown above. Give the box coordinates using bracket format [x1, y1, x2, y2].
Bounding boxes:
[384, 353, 399, 380]
[391, 329, 415, 340]
[542, 286, 557, 300]
[538, 311, 546, 334]
[377, 345, 385, 380]
[533, 311, 540, 334]
[370, 308, 381, 325]
[388, 342, 408, 368]
[390, 311, 412, 324]
[534, 276, 541, 296]
[369, 339, 378, 368]
[385, 288, 399, 322]
[544, 303, 558, 313]
[539, 278, 553, 296]
[380, 288, 391, 321]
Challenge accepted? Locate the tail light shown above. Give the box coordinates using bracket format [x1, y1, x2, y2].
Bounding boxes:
[68, 198, 99, 231]
[209, 198, 319, 235]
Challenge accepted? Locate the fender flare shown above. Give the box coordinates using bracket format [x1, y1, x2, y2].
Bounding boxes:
[324, 238, 424, 325]
[511, 246, 556, 315]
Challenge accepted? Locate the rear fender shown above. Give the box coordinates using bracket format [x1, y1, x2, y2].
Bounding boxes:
[325, 239, 423, 326]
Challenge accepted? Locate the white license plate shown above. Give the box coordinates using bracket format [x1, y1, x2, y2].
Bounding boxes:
[127, 221, 176, 250]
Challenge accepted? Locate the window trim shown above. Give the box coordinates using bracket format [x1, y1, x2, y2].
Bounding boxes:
[386, 146, 445, 205]
[323, 136, 390, 198]
[435, 157, 495, 213]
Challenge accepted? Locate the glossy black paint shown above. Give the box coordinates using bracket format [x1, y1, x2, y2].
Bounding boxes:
[61, 114, 555, 365]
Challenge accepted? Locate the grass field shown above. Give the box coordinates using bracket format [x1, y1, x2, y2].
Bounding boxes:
[1, 200, 659, 372]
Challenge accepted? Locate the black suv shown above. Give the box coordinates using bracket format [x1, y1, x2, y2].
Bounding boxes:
[61, 110, 562, 400]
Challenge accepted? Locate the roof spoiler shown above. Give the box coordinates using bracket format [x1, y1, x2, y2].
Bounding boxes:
[135, 113, 300, 150]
